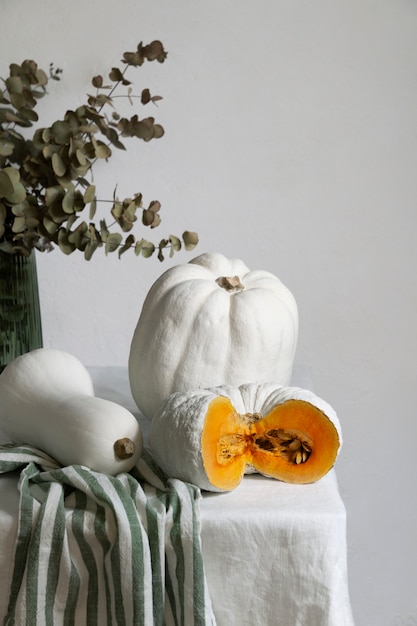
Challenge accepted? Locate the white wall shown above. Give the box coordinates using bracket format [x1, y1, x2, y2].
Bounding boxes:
[2, 1, 417, 624]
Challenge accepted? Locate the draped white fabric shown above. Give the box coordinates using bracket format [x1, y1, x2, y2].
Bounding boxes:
[0, 367, 354, 626]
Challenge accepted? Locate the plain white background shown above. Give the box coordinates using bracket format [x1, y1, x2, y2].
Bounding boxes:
[1, 1, 417, 624]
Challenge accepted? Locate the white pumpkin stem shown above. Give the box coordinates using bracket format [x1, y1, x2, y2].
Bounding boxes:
[215, 275, 244, 292]
[114, 437, 135, 459]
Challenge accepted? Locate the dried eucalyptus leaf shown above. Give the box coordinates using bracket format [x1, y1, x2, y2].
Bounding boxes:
[105, 127, 125, 150]
[111, 201, 123, 219]
[9, 92, 26, 110]
[109, 67, 124, 82]
[4, 110, 30, 126]
[67, 221, 88, 249]
[152, 124, 164, 139]
[41, 127, 52, 143]
[19, 108, 39, 123]
[141, 241, 155, 258]
[35, 68, 48, 86]
[43, 216, 59, 235]
[125, 200, 137, 220]
[83, 184, 96, 204]
[11, 216, 26, 233]
[182, 230, 199, 250]
[100, 219, 109, 239]
[92, 75, 103, 88]
[88, 93, 114, 108]
[6, 76, 23, 95]
[105, 232, 122, 254]
[118, 233, 135, 258]
[25, 215, 40, 229]
[134, 238, 144, 255]
[6, 180, 26, 204]
[141, 88, 151, 105]
[65, 212, 78, 230]
[2, 166, 20, 184]
[0, 170, 14, 197]
[75, 148, 88, 166]
[122, 50, 144, 67]
[45, 186, 64, 206]
[57, 229, 76, 255]
[51, 120, 72, 144]
[88, 197, 97, 220]
[48, 202, 68, 223]
[94, 142, 111, 159]
[148, 200, 161, 213]
[62, 187, 75, 214]
[51, 152, 66, 177]
[84, 239, 99, 260]
[42, 144, 59, 159]
[168, 235, 181, 254]
[142, 209, 154, 226]
[88, 223, 100, 241]
[146, 40, 167, 62]
[150, 213, 161, 229]
[11, 202, 27, 216]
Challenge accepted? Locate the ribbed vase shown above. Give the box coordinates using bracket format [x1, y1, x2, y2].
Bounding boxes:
[0, 251, 43, 372]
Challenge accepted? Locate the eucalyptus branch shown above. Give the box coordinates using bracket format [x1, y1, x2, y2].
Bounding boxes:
[0, 42, 198, 261]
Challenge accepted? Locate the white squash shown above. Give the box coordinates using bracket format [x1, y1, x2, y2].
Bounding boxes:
[129, 252, 298, 419]
[0, 348, 143, 475]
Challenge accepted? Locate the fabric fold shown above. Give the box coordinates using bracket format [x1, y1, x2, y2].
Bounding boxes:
[0, 444, 216, 626]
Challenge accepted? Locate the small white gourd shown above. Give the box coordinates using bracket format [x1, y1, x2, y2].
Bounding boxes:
[0, 348, 143, 475]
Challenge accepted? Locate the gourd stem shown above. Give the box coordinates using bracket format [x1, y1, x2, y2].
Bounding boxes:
[114, 437, 135, 459]
[215, 275, 244, 292]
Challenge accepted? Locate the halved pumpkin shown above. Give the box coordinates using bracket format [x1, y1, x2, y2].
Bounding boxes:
[149, 383, 342, 492]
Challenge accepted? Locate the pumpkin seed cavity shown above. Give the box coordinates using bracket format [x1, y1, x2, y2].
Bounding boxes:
[254, 429, 313, 465]
[217, 428, 312, 466]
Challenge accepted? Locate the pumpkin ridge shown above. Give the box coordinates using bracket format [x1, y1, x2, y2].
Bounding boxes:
[129, 253, 298, 418]
[171, 285, 232, 392]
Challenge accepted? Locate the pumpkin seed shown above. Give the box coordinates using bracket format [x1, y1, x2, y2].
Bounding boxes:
[253, 428, 313, 465]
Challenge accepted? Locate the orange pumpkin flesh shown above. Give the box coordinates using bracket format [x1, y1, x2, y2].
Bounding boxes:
[201, 396, 340, 490]
[201, 395, 248, 491]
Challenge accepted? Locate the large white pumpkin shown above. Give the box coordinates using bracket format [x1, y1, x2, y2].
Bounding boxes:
[129, 252, 298, 419]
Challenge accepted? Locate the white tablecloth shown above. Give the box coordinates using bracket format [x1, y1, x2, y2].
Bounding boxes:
[0, 367, 354, 626]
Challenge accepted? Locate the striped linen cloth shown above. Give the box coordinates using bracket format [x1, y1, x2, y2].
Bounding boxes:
[0, 444, 216, 626]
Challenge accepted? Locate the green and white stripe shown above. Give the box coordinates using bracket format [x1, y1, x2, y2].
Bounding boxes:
[0, 444, 216, 626]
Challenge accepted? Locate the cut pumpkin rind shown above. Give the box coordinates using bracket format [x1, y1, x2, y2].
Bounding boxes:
[150, 383, 342, 492]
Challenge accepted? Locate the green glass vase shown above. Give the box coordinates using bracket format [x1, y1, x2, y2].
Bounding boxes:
[0, 251, 43, 372]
